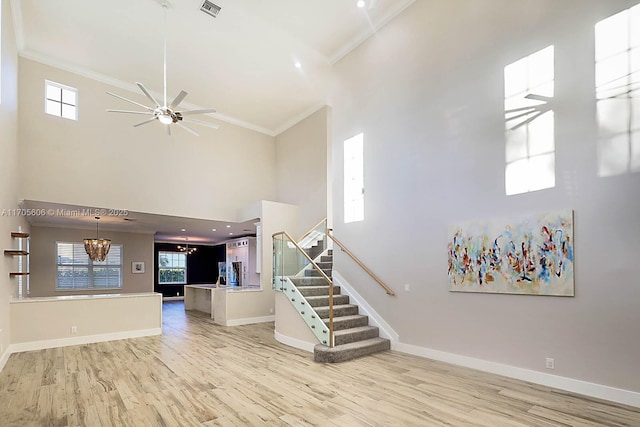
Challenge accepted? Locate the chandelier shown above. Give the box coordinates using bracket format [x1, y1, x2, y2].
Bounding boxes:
[84, 217, 111, 262]
[178, 239, 197, 255]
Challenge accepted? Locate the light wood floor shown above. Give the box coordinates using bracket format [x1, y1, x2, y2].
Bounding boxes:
[1, 302, 639, 426]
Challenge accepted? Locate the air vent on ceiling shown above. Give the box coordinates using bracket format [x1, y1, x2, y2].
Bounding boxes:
[200, 0, 221, 18]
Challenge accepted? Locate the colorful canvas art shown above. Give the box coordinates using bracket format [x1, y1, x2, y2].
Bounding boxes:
[448, 209, 574, 296]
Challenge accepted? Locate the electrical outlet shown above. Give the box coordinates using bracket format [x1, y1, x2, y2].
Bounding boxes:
[545, 357, 555, 369]
[71, 326, 77, 334]
[404, 283, 411, 292]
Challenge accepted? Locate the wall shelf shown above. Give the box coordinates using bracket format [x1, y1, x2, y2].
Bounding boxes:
[6, 230, 30, 297]
[4, 250, 29, 256]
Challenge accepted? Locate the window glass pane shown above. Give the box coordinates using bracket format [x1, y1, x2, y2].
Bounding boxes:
[505, 126, 528, 163]
[598, 134, 631, 177]
[595, 10, 629, 61]
[505, 159, 530, 196]
[46, 84, 62, 101]
[62, 104, 76, 120]
[528, 46, 554, 88]
[46, 100, 60, 116]
[62, 88, 76, 105]
[344, 133, 364, 224]
[528, 111, 555, 156]
[528, 153, 555, 191]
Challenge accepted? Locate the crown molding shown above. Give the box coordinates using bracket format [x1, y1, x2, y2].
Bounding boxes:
[18, 49, 278, 137]
[329, 0, 416, 65]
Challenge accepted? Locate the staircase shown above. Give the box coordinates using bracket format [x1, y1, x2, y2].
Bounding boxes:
[289, 250, 391, 363]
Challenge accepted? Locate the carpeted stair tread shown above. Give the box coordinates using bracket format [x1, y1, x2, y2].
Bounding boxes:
[305, 295, 349, 307]
[323, 314, 369, 330]
[290, 277, 331, 286]
[304, 268, 332, 277]
[297, 285, 341, 297]
[313, 338, 391, 363]
[315, 304, 358, 318]
[333, 325, 380, 345]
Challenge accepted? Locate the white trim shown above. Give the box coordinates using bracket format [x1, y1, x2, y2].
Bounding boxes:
[395, 342, 640, 408]
[8, 328, 162, 353]
[332, 271, 399, 345]
[333, 270, 639, 408]
[162, 296, 185, 301]
[18, 50, 277, 136]
[273, 102, 328, 137]
[329, 0, 416, 64]
[0, 345, 11, 373]
[274, 330, 314, 353]
[215, 315, 274, 327]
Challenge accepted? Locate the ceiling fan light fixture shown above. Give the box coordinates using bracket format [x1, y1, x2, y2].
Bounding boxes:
[158, 113, 173, 124]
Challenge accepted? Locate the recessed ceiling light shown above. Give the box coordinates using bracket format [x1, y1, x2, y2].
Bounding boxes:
[229, 232, 234, 235]
[226, 225, 231, 228]
[356, 0, 366, 8]
[294, 61, 302, 69]
[181, 228, 186, 232]
[211, 228, 217, 232]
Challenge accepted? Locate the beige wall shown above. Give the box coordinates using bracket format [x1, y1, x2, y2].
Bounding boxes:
[18, 58, 277, 222]
[10, 293, 161, 344]
[0, 0, 28, 361]
[275, 107, 329, 233]
[331, 0, 640, 393]
[29, 225, 154, 297]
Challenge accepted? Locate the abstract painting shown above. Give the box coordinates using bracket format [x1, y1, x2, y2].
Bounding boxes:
[448, 209, 574, 296]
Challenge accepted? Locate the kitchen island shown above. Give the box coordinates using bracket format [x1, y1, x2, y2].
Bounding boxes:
[184, 284, 272, 326]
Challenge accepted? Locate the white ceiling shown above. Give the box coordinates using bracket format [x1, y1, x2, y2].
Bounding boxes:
[12, 0, 414, 242]
[13, 0, 415, 135]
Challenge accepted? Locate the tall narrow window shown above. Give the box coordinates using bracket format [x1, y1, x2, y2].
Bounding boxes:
[344, 133, 364, 223]
[504, 46, 555, 196]
[158, 252, 187, 284]
[595, 5, 640, 177]
[45, 80, 78, 120]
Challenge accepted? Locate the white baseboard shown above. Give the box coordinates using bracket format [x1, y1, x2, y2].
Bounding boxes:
[332, 271, 399, 345]
[396, 342, 640, 408]
[332, 271, 639, 408]
[216, 315, 275, 327]
[0, 346, 11, 373]
[9, 328, 163, 353]
[274, 330, 314, 353]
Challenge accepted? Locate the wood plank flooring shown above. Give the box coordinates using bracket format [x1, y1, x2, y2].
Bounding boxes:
[0, 301, 638, 426]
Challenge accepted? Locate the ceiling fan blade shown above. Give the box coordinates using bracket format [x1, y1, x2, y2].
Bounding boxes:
[166, 124, 171, 136]
[136, 82, 161, 108]
[169, 91, 188, 110]
[177, 122, 200, 137]
[183, 117, 219, 130]
[180, 108, 217, 116]
[107, 109, 154, 115]
[133, 117, 158, 127]
[106, 91, 154, 111]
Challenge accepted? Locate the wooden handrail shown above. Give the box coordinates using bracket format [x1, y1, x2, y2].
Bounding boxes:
[327, 229, 395, 296]
[272, 230, 334, 347]
[296, 217, 327, 242]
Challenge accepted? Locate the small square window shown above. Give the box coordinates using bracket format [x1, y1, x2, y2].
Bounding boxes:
[45, 80, 78, 120]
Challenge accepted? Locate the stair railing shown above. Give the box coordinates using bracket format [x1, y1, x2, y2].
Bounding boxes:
[273, 230, 334, 347]
[327, 228, 395, 296]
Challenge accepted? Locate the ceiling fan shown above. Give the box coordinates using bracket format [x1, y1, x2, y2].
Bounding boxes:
[106, 2, 218, 136]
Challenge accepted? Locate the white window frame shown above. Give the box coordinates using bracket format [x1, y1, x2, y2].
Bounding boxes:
[158, 251, 188, 285]
[504, 45, 556, 196]
[45, 80, 78, 120]
[344, 133, 364, 223]
[55, 242, 123, 290]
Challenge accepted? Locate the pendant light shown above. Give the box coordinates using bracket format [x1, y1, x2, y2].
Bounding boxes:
[84, 217, 111, 261]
